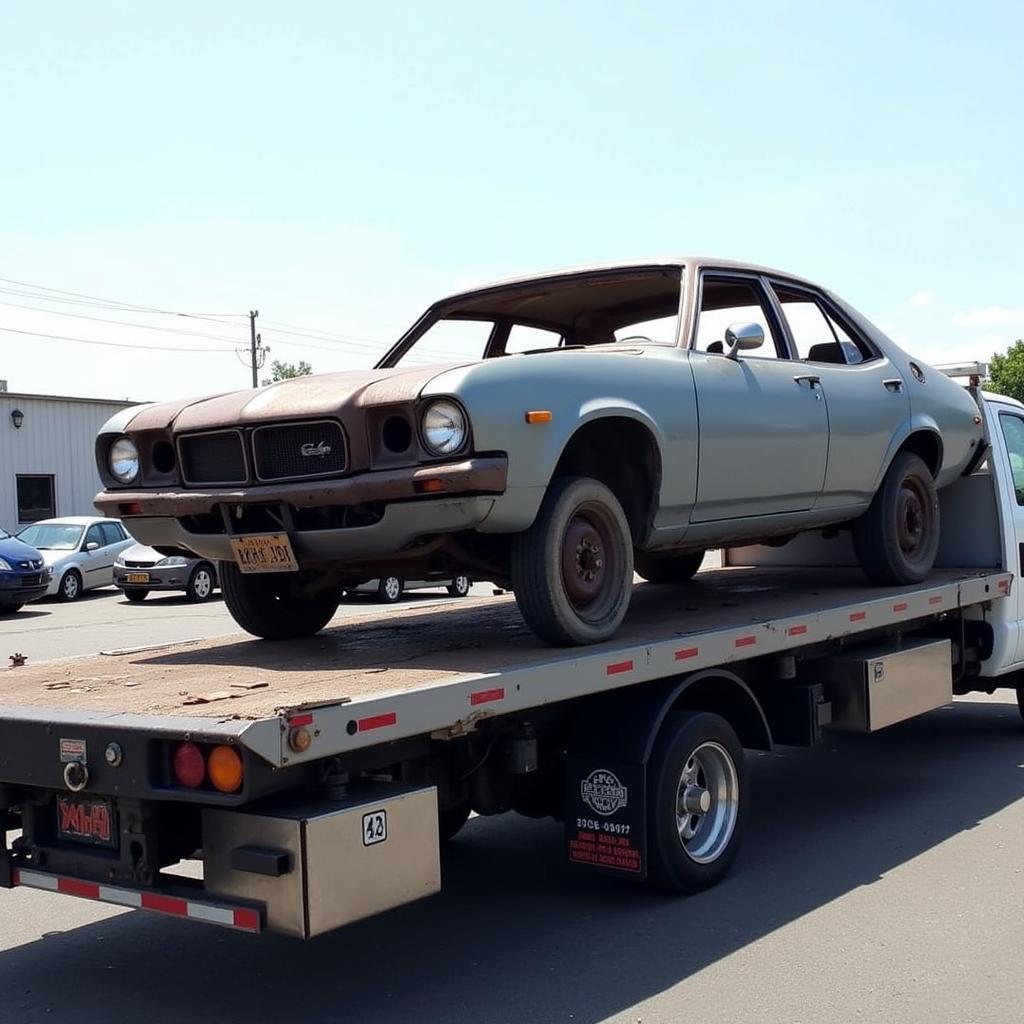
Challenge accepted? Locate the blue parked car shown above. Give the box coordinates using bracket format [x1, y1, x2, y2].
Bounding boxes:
[0, 528, 50, 613]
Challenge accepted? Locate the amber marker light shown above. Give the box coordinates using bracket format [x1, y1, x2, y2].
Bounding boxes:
[414, 478, 446, 494]
[208, 745, 244, 794]
[525, 410, 552, 424]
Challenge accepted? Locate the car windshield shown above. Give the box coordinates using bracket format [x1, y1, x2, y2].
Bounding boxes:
[17, 523, 85, 550]
[385, 268, 682, 367]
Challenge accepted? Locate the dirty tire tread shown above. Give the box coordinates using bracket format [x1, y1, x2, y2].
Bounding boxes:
[853, 452, 939, 585]
[510, 476, 633, 646]
[220, 562, 340, 640]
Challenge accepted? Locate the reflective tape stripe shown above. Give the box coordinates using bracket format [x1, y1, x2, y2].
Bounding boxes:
[606, 660, 633, 676]
[735, 635, 756, 648]
[469, 687, 505, 706]
[786, 625, 808, 637]
[187, 902, 237, 926]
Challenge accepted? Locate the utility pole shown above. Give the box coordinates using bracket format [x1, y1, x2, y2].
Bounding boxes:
[249, 310, 260, 388]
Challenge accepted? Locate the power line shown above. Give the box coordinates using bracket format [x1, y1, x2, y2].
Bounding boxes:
[0, 325, 237, 353]
[0, 298, 250, 345]
[257, 317, 388, 346]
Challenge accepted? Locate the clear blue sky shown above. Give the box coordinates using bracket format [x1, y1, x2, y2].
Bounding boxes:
[1, 0, 1021, 399]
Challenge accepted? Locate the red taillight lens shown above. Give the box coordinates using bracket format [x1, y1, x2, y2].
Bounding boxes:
[173, 741, 206, 789]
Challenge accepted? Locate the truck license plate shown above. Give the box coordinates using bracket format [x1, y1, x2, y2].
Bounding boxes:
[56, 795, 117, 848]
[230, 533, 299, 574]
[125, 572, 150, 584]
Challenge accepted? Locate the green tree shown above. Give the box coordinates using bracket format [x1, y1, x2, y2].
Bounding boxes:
[262, 359, 313, 386]
[987, 340, 1024, 403]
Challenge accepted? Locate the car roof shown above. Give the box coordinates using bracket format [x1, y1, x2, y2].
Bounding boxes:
[28, 516, 113, 526]
[432, 257, 822, 308]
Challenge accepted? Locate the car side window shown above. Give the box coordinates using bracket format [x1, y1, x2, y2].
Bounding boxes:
[999, 414, 1024, 505]
[83, 525, 104, 549]
[695, 277, 786, 359]
[504, 324, 563, 354]
[773, 284, 874, 365]
[395, 318, 495, 367]
[99, 522, 123, 547]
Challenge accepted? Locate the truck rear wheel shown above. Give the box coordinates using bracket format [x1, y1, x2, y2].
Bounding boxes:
[854, 452, 940, 584]
[220, 562, 341, 640]
[635, 550, 704, 584]
[647, 710, 748, 893]
[510, 476, 633, 646]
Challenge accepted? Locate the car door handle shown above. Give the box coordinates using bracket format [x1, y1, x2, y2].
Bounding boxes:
[793, 374, 821, 387]
[883, 378, 904, 392]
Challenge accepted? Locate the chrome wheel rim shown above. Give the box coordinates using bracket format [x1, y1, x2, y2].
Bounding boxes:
[675, 741, 739, 864]
[383, 577, 401, 600]
[193, 570, 212, 599]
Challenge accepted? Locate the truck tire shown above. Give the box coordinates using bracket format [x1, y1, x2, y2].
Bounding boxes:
[376, 576, 404, 603]
[220, 562, 341, 640]
[635, 550, 704, 584]
[853, 452, 940, 585]
[647, 710, 748, 893]
[123, 588, 149, 602]
[510, 476, 633, 646]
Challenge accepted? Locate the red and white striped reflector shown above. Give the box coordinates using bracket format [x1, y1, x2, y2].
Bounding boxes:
[12, 868, 262, 933]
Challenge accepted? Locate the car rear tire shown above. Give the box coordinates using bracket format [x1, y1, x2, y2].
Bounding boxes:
[447, 575, 471, 597]
[647, 710, 748, 893]
[57, 570, 82, 602]
[376, 576, 404, 604]
[853, 452, 940, 585]
[510, 476, 633, 646]
[186, 564, 215, 603]
[123, 588, 149, 602]
[220, 562, 342, 640]
[635, 550, 704, 584]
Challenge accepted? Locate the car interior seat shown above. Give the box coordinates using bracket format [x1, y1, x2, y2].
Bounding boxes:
[806, 342, 845, 364]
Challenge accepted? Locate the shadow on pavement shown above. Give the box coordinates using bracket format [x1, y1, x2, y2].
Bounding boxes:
[2, 700, 1023, 1024]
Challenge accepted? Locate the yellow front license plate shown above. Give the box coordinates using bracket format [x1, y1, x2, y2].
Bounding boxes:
[229, 533, 299, 574]
[125, 572, 150, 584]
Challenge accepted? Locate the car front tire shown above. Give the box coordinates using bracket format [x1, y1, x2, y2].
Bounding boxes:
[447, 575, 471, 597]
[510, 476, 633, 646]
[57, 570, 83, 602]
[219, 562, 342, 640]
[853, 452, 939, 585]
[123, 588, 149, 602]
[376, 576, 404, 604]
[187, 564, 215, 603]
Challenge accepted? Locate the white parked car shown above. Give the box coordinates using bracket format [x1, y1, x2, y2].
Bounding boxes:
[348, 574, 472, 604]
[16, 517, 134, 601]
[113, 542, 218, 603]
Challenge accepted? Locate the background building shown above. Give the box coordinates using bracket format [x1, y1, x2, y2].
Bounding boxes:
[0, 382, 137, 531]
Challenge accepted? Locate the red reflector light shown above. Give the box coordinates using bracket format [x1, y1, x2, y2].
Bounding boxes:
[414, 478, 446, 494]
[173, 741, 206, 789]
[118, 502, 143, 515]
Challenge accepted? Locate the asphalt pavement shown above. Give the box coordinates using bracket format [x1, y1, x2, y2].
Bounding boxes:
[2, 600, 1024, 1022]
[0, 582, 494, 664]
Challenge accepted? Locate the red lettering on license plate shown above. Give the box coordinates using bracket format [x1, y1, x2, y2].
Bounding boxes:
[57, 797, 113, 844]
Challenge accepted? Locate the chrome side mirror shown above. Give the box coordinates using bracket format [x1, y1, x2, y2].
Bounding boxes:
[724, 322, 765, 359]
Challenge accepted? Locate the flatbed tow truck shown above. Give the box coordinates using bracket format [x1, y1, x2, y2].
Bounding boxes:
[3, 368, 1024, 938]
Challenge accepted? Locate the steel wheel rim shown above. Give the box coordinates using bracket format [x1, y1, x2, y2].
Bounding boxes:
[897, 475, 932, 559]
[559, 499, 622, 621]
[383, 577, 401, 600]
[674, 741, 739, 864]
[454, 575, 469, 595]
[63, 574, 79, 599]
[193, 570, 212, 598]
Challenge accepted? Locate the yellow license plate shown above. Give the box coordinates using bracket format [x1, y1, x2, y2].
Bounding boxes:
[125, 572, 151, 584]
[229, 533, 299, 574]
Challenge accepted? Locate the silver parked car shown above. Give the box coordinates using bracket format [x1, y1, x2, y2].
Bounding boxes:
[17, 516, 134, 601]
[349, 574, 472, 604]
[94, 259, 985, 645]
[113, 542, 218, 603]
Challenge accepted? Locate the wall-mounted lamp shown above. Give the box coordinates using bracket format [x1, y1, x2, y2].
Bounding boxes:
[10, 408, 24, 429]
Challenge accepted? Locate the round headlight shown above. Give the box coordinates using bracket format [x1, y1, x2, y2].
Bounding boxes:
[109, 436, 140, 484]
[421, 400, 468, 456]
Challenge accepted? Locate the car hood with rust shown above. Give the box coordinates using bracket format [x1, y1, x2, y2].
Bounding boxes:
[115, 363, 468, 435]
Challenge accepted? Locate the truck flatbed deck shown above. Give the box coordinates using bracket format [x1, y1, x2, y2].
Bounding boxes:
[2, 566, 1010, 768]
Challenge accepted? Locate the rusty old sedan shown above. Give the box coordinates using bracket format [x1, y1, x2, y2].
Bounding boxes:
[94, 259, 985, 645]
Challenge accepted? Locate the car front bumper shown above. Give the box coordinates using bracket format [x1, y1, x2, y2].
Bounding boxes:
[0, 575, 50, 606]
[113, 566, 194, 591]
[95, 457, 509, 565]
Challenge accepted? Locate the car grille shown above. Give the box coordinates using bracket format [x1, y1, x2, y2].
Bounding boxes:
[19, 573, 47, 587]
[179, 431, 248, 485]
[123, 559, 157, 568]
[252, 421, 347, 482]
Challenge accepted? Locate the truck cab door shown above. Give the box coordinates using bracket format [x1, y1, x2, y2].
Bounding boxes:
[688, 273, 829, 522]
